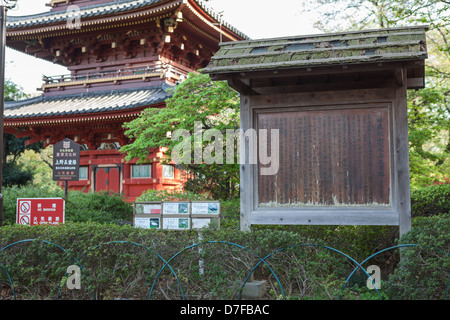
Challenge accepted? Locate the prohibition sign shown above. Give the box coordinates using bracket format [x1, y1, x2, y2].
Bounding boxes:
[19, 215, 30, 225]
[19, 201, 31, 214]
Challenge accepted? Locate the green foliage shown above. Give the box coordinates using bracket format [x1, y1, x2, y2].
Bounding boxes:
[0, 183, 447, 300]
[17, 147, 55, 189]
[411, 182, 450, 217]
[122, 72, 239, 162]
[408, 86, 450, 188]
[122, 72, 240, 200]
[0, 222, 196, 300]
[254, 224, 399, 266]
[4, 134, 43, 162]
[2, 185, 61, 226]
[200, 228, 348, 300]
[1, 185, 133, 226]
[2, 162, 33, 187]
[4, 79, 28, 102]
[2, 135, 44, 187]
[0, 223, 356, 300]
[310, 0, 449, 32]
[219, 198, 240, 230]
[0, 213, 447, 299]
[310, 1, 450, 189]
[64, 191, 133, 224]
[2, 80, 44, 187]
[137, 189, 213, 202]
[181, 163, 240, 200]
[385, 213, 450, 299]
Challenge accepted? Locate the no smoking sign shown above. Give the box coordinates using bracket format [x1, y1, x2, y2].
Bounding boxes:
[16, 198, 65, 226]
[19, 201, 31, 214]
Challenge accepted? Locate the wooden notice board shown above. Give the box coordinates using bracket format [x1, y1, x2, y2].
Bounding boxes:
[203, 26, 428, 235]
[257, 107, 390, 207]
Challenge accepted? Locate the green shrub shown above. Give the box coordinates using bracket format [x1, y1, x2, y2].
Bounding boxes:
[0, 222, 198, 300]
[2, 163, 33, 187]
[218, 198, 240, 230]
[0, 183, 448, 300]
[411, 183, 450, 218]
[253, 224, 399, 264]
[0, 214, 448, 300]
[137, 189, 213, 202]
[385, 213, 450, 299]
[65, 191, 133, 224]
[200, 227, 356, 300]
[0, 222, 363, 300]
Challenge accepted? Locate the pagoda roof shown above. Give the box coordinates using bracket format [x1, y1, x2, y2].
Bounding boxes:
[7, 0, 165, 28]
[4, 84, 170, 123]
[203, 26, 428, 75]
[6, 0, 249, 40]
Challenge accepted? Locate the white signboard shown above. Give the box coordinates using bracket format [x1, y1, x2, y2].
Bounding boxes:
[163, 202, 190, 215]
[192, 218, 211, 229]
[134, 217, 150, 229]
[134, 202, 161, 214]
[163, 217, 190, 230]
[191, 202, 220, 215]
[134, 217, 161, 229]
[133, 201, 220, 230]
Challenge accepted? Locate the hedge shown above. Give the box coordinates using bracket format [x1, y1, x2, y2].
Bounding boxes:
[137, 189, 213, 202]
[385, 213, 450, 300]
[0, 214, 448, 300]
[0, 223, 350, 300]
[0, 184, 448, 300]
[411, 183, 450, 217]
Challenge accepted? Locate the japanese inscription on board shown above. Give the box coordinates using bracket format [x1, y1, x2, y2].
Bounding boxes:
[257, 107, 390, 207]
[53, 138, 81, 181]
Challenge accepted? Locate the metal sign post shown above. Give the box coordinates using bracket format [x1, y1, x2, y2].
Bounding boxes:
[0, 1, 18, 227]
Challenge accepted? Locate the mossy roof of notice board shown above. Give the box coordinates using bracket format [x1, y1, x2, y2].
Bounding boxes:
[203, 26, 428, 74]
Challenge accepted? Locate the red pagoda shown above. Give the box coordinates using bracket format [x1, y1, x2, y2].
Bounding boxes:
[4, 0, 247, 200]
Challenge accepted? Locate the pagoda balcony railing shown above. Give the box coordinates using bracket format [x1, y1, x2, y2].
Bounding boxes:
[40, 63, 187, 91]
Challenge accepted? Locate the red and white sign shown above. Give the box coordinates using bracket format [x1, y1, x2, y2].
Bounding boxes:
[16, 198, 65, 226]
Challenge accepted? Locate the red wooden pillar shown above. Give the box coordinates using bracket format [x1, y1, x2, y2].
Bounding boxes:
[122, 161, 130, 198]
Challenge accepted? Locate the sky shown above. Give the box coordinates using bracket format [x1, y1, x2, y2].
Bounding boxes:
[5, 0, 322, 95]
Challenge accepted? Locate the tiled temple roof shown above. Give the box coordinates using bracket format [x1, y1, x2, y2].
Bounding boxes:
[4, 85, 170, 120]
[7, 0, 169, 28]
[6, 0, 249, 40]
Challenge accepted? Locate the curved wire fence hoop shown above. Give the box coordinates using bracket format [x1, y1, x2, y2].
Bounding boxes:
[77, 240, 183, 300]
[148, 240, 285, 300]
[340, 244, 450, 300]
[238, 243, 381, 300]
[0, 239, 83, 300]
[0, 263, 15, 299]
[339, 244, 417, 299]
